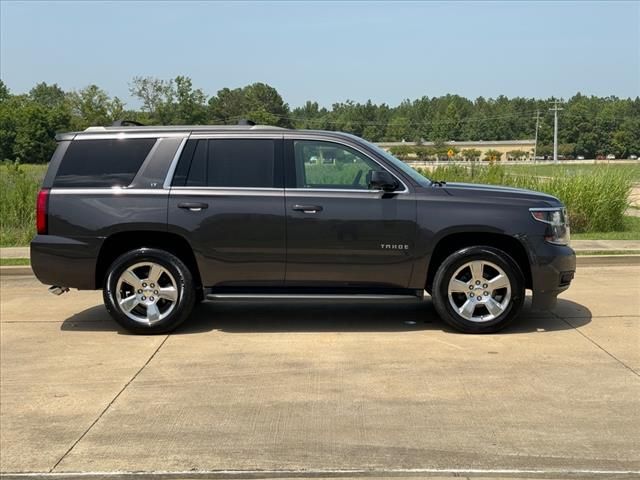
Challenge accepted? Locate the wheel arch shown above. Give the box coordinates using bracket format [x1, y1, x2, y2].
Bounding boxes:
[95, 231, 202, 290]
[425, 232, 532, 292]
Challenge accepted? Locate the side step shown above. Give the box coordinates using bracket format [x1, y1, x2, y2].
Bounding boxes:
[206, 293, 421, 301]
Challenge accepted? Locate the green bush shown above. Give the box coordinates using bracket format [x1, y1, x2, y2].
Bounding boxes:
[419, 164, 631, 233]
[0, 163, 43, 246]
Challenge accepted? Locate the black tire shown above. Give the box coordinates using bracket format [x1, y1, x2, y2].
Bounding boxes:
[431, 246, 525, 333]
[103, 248, 196, 334]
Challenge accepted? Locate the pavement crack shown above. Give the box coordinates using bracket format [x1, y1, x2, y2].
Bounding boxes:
[553, 312, 640, 378]
[48, 334, 170, 472]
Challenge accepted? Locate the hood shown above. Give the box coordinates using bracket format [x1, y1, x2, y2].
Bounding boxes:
[440, 182, 562, 207]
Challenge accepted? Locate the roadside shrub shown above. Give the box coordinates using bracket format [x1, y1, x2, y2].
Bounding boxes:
[418, 164, 631, 233]
[0, 163, 43, 246]
[388, 145, 413, 159]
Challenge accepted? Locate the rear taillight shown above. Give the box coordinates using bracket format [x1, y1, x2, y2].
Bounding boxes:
[36, 189, 49, 234]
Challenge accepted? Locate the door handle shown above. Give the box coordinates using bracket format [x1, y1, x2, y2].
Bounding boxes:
[178, 202, 209, 211]
[292, 204, 323, 214]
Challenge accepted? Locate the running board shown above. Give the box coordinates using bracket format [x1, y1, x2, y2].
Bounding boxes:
[206, 293, 421, 301]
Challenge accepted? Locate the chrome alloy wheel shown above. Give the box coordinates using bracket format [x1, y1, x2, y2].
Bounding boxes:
[447, 260, 512, 322]
[115, 262, 179, 325]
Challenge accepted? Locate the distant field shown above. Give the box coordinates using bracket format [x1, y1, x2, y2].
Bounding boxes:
[504, 163, 640, 182]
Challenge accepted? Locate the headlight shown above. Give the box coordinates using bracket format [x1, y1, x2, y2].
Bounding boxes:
[530, 207, 570, 246]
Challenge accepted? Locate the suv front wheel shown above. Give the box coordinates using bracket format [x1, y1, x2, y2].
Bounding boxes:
[103, 248, 196, 334]
[432, 246, 525, 333]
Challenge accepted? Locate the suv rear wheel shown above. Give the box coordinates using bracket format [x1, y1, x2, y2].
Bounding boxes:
[431, 246, 525, 333]
[103, 248, 195, 334]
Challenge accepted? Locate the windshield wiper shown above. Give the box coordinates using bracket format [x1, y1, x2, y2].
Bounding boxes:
[431, 180, 447, 187]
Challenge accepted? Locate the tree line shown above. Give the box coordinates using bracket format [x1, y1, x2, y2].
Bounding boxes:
[0, 76, 638, 164]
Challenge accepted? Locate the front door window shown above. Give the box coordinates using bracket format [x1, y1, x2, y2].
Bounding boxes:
[293, 140, 382, 190]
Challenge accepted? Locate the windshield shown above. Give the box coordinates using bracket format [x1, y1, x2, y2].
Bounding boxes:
[360, 139, 432, 187]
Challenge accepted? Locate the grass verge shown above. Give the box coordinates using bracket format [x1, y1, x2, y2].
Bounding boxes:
[0, 258, 31, 266]
[575, 250, 640, 256]
[571, 216, 640, 240]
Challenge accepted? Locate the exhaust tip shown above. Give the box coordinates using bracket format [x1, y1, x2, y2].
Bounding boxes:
[49, 286, 69, 296]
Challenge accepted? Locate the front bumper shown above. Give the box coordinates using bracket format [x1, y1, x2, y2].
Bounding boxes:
[529, 240, 576, 310]
[30, 235, 102, 290]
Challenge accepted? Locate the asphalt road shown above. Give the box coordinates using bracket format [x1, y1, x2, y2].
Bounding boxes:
[0, 266, 638, 479]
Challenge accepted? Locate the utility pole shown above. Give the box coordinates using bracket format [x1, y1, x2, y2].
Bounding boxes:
[549, 100, 563, 163]
[533, 110, 540, 162]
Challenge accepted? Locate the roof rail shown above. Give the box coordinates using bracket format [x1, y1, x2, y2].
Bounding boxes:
[112, 119, 145, 127]
[237, 119, 256, 126]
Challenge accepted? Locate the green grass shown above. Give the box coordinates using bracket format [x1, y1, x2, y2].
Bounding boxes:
[504, 163, 640, 182]
[0, 258, 31, 266]
[575, 250, 640, 255]
[571, 216, 640, 240]
[0, 163, 46, 247]
[421, 164, 633, 234]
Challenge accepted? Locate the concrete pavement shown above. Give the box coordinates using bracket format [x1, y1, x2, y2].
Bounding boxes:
[0, 247, 28, 259]
[0, 267, 639, 478]
[570, 240, 640, 252]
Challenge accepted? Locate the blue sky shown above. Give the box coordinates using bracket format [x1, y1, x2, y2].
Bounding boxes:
[1, 1, 638, 108]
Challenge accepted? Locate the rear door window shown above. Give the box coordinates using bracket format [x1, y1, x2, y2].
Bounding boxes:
[53, 138, 156, 188]
[173, 138, 279, 188]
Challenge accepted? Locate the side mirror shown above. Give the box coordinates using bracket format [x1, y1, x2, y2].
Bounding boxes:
[369, 171, 399, 192]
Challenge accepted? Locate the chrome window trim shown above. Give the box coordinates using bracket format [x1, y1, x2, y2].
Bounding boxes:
[285, 135, 409, 194]
[285, 187, 409, 195]
[170, 187, 284, 197]
[170, 186, 283, 191]
[50, 188, 169, 195]
[162, 137, 189, 189]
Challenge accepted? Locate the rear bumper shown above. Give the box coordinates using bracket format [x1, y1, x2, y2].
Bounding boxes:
[530, 242, 576, 310]
[30, 235, 102, 290]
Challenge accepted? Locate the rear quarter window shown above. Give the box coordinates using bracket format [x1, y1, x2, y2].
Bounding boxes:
[53, 138, 156, 188]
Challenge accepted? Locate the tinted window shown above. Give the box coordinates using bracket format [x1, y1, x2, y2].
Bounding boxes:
[208, 139, 274, 188]
[186, 140, 207, 187]
[54, 138, 156, 188]
[293, 140, 381, 189]
[176, 139, 276, 188]
[170, 139, 197, 186]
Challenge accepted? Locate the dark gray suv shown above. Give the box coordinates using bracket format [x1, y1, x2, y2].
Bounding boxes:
[31, 123, 575, 334]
